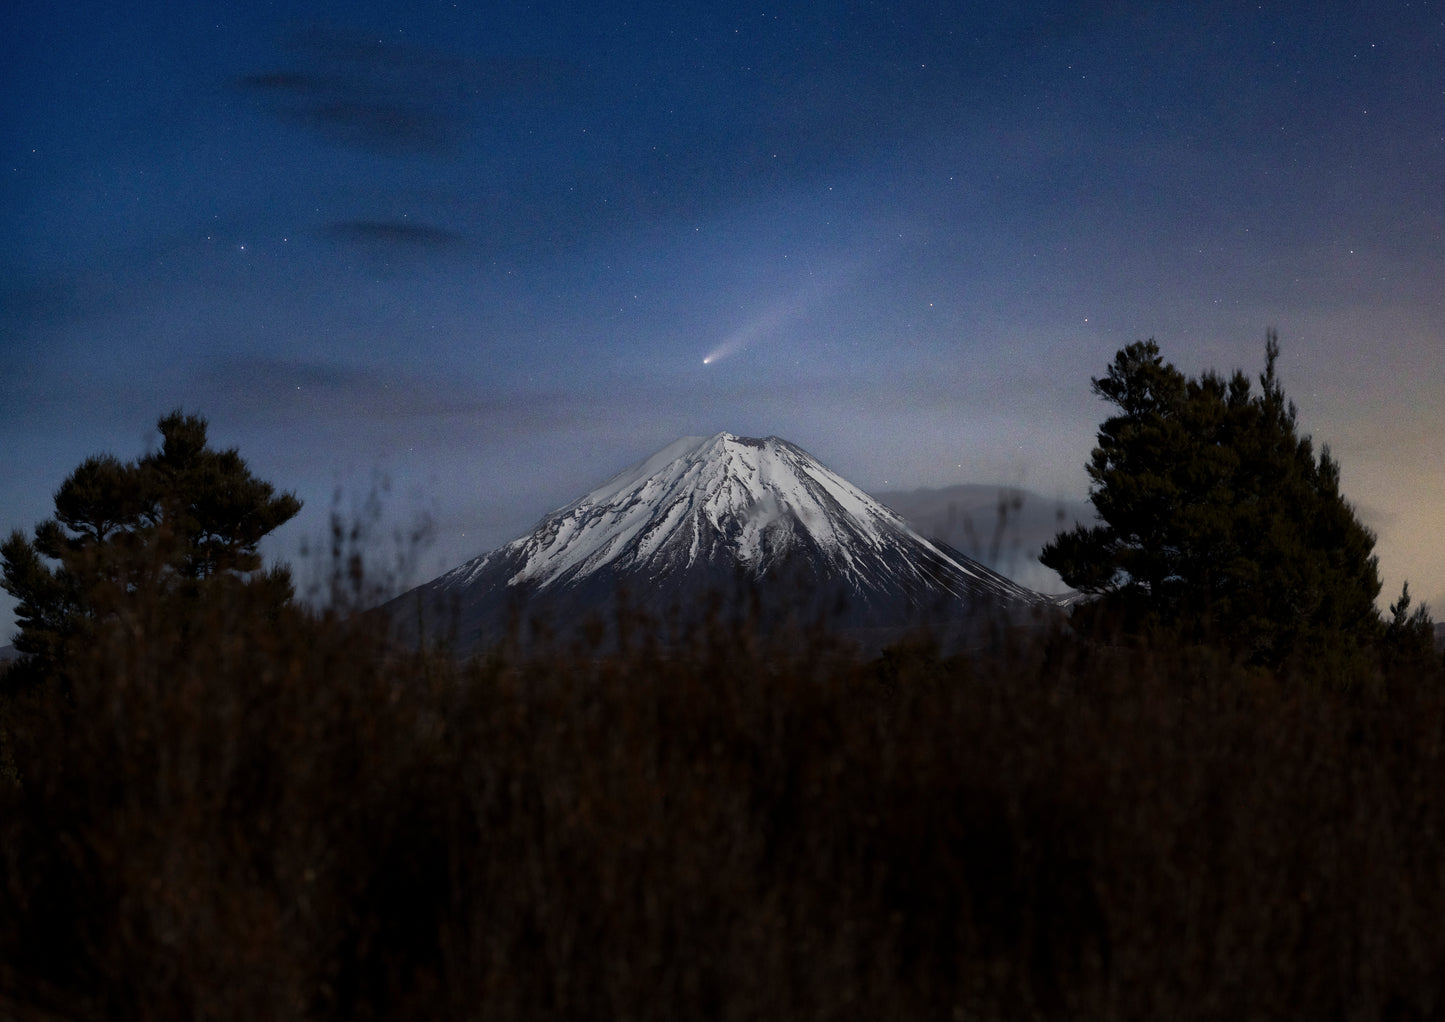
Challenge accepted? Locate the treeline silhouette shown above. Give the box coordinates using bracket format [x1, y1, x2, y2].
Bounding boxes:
[4, 580, 1445, 1020]
[5, 350, 1445, 1022]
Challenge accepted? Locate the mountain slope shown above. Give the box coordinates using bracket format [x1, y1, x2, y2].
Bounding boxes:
[875, 483, 1095, 596]
[384, 433, 1050, 652]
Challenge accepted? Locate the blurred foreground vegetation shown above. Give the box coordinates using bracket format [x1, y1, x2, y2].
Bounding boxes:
[4, 364, 1444, 1020]
[4, 584, 1445, 1021]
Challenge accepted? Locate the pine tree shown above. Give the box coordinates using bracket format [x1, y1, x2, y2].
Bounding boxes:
[1041, 332, 1384, 668]
[1381, 581, 1439, 675]
[1, 411, 301, 690]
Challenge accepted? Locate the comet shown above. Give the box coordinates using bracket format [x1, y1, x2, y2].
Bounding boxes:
[699, 248, 880, 367]
[700, 306, 786, 367]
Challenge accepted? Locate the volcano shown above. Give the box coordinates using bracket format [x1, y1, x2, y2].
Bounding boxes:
[383, 433, 1052, 652]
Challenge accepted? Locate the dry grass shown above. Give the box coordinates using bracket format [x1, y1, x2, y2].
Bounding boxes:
[3, 588, 1445, 1020]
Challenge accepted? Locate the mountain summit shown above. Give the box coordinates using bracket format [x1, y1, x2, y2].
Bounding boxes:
[385, 433, 1049, 651]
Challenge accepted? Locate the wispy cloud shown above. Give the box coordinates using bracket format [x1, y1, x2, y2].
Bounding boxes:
[237, 24, 578, 156]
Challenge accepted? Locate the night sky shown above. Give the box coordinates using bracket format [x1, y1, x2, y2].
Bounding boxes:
[4, 1, 1444, 639]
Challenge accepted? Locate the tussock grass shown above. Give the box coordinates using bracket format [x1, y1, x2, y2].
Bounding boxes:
[3, 589, 1445, 1020]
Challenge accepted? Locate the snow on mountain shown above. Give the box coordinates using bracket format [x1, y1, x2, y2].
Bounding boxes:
[384, 433, 1052, 652]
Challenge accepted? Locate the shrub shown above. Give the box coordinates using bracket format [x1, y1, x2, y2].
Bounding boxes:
[4, 583, 1445, 1019]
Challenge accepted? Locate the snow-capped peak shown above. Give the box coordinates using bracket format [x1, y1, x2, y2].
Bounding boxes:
[439, 432, 1031, 603]
[512, 432, 908, 586]
[391, 432, 1050, 653]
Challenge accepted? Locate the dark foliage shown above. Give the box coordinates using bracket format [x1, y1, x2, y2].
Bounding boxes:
[4, 407, 1443, 1019]
[4, 578, 1445, 1020]
[1042, 332, 1388, 669]
[1, 411, 301, 694]
[1382, 581, 1441, 675]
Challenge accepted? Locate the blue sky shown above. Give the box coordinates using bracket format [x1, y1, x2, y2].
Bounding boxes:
[4, 1, 1444, 637]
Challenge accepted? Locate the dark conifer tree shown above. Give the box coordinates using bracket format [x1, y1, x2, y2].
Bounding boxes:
[1381, 581, 1440, 675]
[1, 411, 301, 691]
[1042, 331, 1385, 668]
